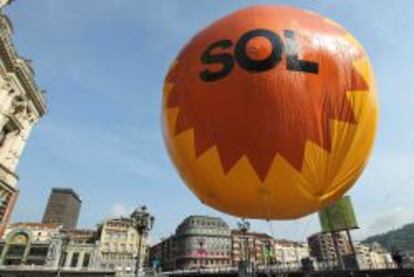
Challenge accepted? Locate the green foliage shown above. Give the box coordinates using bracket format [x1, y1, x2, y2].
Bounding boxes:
[363, 223, 414, 252]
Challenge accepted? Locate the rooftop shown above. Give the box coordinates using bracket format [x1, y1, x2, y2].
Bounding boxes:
[51, 187, 82, 203]
[9, 222, 61, 230]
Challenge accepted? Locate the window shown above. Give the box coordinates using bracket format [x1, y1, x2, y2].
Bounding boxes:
[61, 252, 67, 267]
[6, 245, 25, 257]
[71, 252, 79, 268]
[82, 253, 90, 268]
[29, 247, 48, 257]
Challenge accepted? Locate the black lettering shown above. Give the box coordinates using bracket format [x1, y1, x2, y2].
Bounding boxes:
[284, 30, 318, 74]
[234, 29, 283, 72]
[200, 40, 234, 82]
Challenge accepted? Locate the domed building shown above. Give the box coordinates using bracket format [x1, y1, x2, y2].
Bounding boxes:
[174, 215, 232, 270]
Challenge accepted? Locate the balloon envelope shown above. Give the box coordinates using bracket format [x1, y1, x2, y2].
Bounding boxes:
[162, 5, 378, 219]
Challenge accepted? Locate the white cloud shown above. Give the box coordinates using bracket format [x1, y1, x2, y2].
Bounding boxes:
[367, 206, 414, 236]
[110, 203, 133, 217]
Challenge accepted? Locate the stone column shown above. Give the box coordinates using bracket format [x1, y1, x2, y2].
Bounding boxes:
[5, 120, 33, 171]
[0, 190, 17, 238]
[78, 250, 86, 269]
[0, 81, 16, 130]
[91, 241, 101, 269]
[46, 234, 65, 268]
[1, 102, 36, 171]
[65, 250, 73, 268]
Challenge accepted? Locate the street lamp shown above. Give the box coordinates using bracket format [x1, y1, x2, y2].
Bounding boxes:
[131, 205, 155, 277]
[237, 219, 250, 262]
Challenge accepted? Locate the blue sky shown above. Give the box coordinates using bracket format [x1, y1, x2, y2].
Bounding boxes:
[4, 0, 414, 242]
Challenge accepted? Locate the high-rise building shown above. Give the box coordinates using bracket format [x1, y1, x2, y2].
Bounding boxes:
[0, 3, 47, 236]
[42, 188, 81, 229]
[307, 231, 352, 264]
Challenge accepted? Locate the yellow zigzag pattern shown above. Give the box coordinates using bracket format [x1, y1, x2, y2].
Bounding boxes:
[162, 32, 378, 220]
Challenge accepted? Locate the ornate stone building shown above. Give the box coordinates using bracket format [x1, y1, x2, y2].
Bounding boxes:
[174, 216, 232, 270]
[150, 216, 232, 271]
[0, 3, 47, 236]
[150, 216, 312, 272]
[0, 222, 61, 266]
[59, 229, 101, 270]
[96, 216, 148, 276]
[0, 223, 103, 270]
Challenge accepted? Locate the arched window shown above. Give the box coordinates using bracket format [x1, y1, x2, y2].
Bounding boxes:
[3, 232, 29, 265]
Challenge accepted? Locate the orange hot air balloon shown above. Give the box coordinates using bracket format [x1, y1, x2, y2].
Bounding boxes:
[162, 5, 378, 219]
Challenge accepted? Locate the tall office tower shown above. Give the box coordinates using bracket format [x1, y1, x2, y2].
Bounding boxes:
[42, 188, 81, 229]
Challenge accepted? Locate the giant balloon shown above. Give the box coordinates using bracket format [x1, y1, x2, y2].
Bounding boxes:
[162, 5, 378, 219]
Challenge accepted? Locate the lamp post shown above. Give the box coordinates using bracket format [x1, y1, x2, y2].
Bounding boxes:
[237, 219, 250, 276]
[131, 205, 155, 277]
[264, 240, 272, 272]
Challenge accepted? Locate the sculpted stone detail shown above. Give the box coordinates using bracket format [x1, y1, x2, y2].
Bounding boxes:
[0, 8, 46, 237]
[0, 80, 16, 116]
[0, 80, 14, 95]
[0, 0, 12, 9]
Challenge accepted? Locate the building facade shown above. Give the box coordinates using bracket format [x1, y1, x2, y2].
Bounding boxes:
[0, 223, 115, 276]
[150, 216, 313, 272]
[42, 188, 81, 229]
[60, 229, 101, 270]
[96, 216, 147, 276]
[0, 223, 105, 272]
[354, 242, 372, 269]
[273, 239, 310, 268]
[307, 231, 353, 266]
[0, 6, 47, 237]
[149, 235, 175, 271]
[174, 216, 232, 270]
[367, 242, 392, 269]
[150, 216, 232, 271]
[231, 231, 274, 266]
[0, 222, 61, 266]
